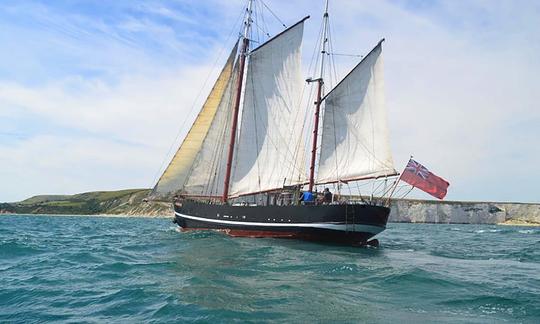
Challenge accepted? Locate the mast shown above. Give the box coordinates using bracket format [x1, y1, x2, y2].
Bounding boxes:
[308, 0, 330, 192]
[222, 0, 253, 203]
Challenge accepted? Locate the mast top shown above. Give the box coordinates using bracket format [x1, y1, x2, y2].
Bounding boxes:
[318, 0, 330, 81]
[242, 0, 254, 44]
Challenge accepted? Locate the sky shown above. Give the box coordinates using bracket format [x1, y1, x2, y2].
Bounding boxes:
[0, 0, 539, 203]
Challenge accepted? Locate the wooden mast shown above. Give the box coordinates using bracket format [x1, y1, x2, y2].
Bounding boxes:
[308, 0, 330, 192]
[222, 0, 253, 203]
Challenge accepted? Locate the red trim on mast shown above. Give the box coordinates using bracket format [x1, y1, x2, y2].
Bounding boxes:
[308, 79, 323, 192]
[222, 37, 249, 203]
[309, 1, 329, 193]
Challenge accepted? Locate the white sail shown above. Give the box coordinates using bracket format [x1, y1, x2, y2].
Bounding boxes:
[153, 43, 238, 196]
[316, 41, 396, 184]
[230, 19, 309, 197]
[182, 63, 238, 196]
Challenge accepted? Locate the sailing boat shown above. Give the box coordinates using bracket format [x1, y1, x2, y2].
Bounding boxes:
[152, 0, 398, 246]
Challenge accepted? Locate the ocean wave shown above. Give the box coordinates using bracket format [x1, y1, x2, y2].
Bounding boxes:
[474, 229, 503, 234]
[0, 240, 45, 258]
[518, 229, 537, 234]
[2, 216, 539, 322]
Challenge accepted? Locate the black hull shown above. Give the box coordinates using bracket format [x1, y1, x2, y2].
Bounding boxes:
[174, 201, 390, 245]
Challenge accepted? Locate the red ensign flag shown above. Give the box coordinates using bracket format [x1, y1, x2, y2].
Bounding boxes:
[400, 159, 449, 199]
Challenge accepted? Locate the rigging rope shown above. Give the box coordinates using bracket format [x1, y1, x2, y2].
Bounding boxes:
[259, 0, 287, 28]
[328, 52, 362, 58]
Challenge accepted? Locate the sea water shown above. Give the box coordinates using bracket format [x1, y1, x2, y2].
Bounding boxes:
[0, 215, 539, 323]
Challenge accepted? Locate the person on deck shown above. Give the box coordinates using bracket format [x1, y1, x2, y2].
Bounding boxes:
[298, 191, 315, 205]
[173, 194, 184, 207]
[323, 188, 332, 204]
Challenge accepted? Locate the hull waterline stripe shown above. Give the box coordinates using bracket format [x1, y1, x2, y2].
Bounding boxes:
[175, 212, 384, 234]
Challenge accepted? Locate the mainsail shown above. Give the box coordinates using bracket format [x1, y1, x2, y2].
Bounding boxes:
[316, 41, 397, 184]
[229, 18, 309, 197]
[153, 43, 238, 196]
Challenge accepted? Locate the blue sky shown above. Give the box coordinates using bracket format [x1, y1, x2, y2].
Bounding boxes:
[1, 0, 539, 203]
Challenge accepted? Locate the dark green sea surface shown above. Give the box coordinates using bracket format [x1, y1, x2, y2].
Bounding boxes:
[1, 215, 539, 323]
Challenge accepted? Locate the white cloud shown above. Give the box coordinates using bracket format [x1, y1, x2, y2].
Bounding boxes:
[0, 135, 159, 201]
[0, 63, 222, 201]
[0, 65, 216, 146]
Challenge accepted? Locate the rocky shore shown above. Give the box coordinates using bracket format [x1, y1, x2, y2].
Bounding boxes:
[390, 199, 540, 225]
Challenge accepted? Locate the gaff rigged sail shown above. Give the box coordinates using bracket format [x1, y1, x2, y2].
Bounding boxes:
[229, 18, 309, 197]
[316, 41, 397, 185]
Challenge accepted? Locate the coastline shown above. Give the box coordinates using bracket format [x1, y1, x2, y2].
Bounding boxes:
[2, 189, 539, 225]
[0, 212, 172, 219]
[498, 220, 540, 227]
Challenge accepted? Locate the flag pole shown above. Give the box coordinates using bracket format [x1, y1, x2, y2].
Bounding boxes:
[385, 156, 413, 206]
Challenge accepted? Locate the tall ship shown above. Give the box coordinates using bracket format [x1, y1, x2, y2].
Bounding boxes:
[152, 0, 398, 246]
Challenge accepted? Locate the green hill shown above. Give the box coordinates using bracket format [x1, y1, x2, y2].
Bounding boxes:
[0, 189, 172, 216]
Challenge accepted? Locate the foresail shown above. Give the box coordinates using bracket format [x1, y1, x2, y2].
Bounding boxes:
[182, 62, 238, 196]
[316, 41, 397, 185]
[230, 18, 309, 197]
[152, 43, 238, 197]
